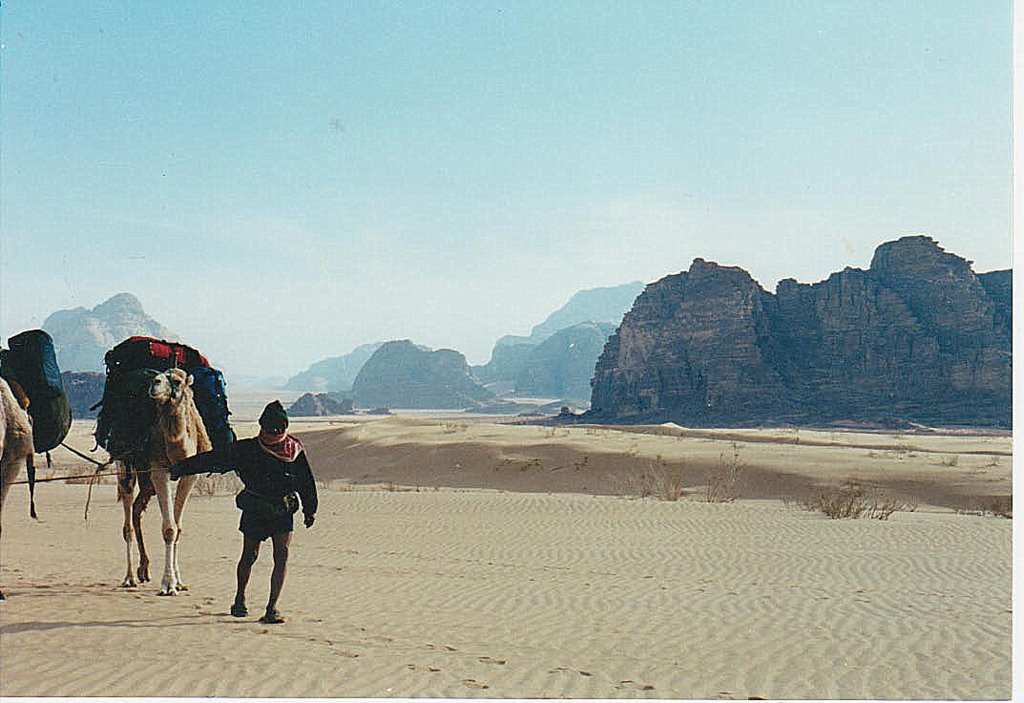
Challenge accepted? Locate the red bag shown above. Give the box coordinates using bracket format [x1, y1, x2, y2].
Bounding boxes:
[105, 336, 210, 373]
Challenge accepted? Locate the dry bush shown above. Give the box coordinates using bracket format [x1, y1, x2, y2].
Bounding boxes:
[987, 497, 1012, 519]
[939, 455, 959, 467]
[957, 496, 1013, 519]
[192, 473, 242, 496]
[801, 480, 913, 520]
[704, 442, 743, 503]
[441, 422, 468, 434]
[617, 455, 686, 502]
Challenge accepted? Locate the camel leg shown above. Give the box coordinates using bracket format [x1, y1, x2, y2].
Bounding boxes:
[117, 468, 137, 587]
[132, 477, 155, 583]
[171, 474, 196, 591]
[151, 468, 179, 595]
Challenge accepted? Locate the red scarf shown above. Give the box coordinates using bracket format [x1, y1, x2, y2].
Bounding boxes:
[257, 429, 303, 463]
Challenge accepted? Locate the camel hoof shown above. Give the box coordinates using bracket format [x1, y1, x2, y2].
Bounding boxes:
[157, 588, 177, 597]
[0, 590, 5, 601]
[121, 578, 137, 588]
[137, 566, 150, 582]
[175, 583, 190, 592]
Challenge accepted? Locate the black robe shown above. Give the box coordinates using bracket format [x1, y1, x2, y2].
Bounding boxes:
[172, 438, 318, 517]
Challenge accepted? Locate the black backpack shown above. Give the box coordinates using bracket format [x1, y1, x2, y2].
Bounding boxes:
[0, 330, 72, 453]
[94, 368, 160, 462]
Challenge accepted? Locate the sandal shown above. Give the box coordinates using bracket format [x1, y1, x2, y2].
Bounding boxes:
[259, 609, 286, 624]
[230, 602, 248, 618]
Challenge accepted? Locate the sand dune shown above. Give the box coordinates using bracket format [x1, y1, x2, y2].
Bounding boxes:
[0, 417, 1011, 698]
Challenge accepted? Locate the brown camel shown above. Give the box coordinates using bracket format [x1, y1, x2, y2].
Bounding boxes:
[0, 377, 35, 600]
[118, 367, 211, 595]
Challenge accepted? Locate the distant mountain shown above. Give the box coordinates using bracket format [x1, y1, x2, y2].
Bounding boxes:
[514, 322, 616, 400]
[527, 281, 645, 342]
[478, 281, 644, 388]
[284, 342, 387, 391]
[590, 236, 1012, 427]
[353, 340, 494, 409]
[43, 293, 175, 372]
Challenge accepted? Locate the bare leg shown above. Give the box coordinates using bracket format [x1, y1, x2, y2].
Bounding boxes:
[118, 467, 137, 587]
[235, 535, 260, 610]
[266, 532, 291, 615]
[132, 479, 154, 583]
[151, 468, 178, 595]
[171, 474, 195, 590]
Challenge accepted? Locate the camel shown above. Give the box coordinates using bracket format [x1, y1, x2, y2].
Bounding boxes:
[0, 377, 35, 600]
[118, 367, 211, 595]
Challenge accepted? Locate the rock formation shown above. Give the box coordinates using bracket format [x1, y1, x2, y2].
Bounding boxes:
[61, 371, 106, 419]
[590, 236, 1011, 427]
[288, 393, 353, 416]
[285, 342, 385, 392]
[353, 340, 495, 409]
[43, 293, 175, 372]
[513, 322, 615, 400]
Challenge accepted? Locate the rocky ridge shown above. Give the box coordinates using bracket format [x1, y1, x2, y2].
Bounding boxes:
[589, 236, 1012, 427]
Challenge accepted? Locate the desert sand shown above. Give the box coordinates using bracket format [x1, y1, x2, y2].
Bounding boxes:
[0, 415, 1012, 699]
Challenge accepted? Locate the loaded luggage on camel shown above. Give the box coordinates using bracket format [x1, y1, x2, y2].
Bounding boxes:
[94, 336, 236, 465]
[0, 329, 74, 517]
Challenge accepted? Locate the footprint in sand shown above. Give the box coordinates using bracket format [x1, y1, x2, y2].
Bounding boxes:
[478, 656, 506, 665]
[463, 679, 489, 690]
[616, 680, 655, 692]
[406, 664, 442, 673]
[427, 643, 458, 652]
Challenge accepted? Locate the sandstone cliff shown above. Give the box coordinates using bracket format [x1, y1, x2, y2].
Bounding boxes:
[590, 236, 1011, 427]
[353, 340, 494, 409]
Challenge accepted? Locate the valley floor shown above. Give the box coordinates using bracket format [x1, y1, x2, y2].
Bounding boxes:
[0, 418, 1012, 699]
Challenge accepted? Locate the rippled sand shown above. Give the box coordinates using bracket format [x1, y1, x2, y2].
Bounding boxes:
[0, 474, 1010, 699]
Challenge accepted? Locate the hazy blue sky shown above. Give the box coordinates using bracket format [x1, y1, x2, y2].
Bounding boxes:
[1, 1, 1012, 376]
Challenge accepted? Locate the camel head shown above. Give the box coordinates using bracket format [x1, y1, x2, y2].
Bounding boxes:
[148, 368, 194, 406]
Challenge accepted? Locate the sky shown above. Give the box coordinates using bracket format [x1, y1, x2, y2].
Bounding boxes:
[0, 0, 1013, 377]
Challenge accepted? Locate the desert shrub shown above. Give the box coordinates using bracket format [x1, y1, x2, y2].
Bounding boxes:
[801, 480, 912, 520]
[939, 455, 959, 467]
[704, 442, 743, 503]
[618, 455, 685, 502]
[192, 472, 242, 496]
[987, 497, 1012, 518]
[441, 422, 468, 433]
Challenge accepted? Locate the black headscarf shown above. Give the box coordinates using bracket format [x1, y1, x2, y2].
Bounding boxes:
[259, 400, 289, 430]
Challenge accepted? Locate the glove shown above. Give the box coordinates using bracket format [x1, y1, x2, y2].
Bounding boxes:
[304, 513, 315, 528]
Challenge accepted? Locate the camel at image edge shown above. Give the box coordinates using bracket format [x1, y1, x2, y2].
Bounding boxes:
[0, 377, 35, 600]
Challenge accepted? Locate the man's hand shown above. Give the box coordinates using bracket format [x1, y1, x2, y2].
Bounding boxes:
[304, 513, 315, 528]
